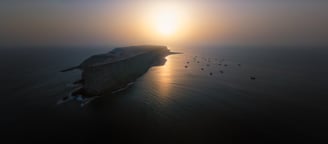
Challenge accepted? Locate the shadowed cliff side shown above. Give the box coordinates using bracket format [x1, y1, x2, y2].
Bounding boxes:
[58, 45, 180, 105]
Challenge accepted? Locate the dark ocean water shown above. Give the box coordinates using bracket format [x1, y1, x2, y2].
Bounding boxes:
[0, 46, 328, 143]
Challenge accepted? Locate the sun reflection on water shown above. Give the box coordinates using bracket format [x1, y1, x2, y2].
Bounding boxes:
[145, 54, 179, 105]
[156, 56, 173, 101]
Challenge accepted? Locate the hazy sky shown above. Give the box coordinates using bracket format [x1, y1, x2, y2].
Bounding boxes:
[0, 0, 327, 47]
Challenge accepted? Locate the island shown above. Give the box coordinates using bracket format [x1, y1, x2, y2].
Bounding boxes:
[59, 45, 179, 105]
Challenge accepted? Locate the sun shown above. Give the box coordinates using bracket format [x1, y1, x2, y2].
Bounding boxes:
[155, 12, 178, 36]
[146, 2, 186, 37]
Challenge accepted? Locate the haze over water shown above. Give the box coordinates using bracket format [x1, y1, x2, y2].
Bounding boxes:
[1, 0, 328, 143]
[1, 46, 328, 143]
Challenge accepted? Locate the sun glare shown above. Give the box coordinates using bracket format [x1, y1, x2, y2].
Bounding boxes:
[155, 11, 178, 36]
[146, 2, 187, 37]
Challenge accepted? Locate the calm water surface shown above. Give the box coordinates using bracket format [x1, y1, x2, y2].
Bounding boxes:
[0, 46, 327, 143]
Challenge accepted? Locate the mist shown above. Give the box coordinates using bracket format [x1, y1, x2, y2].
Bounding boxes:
[0, 0, 327, 47]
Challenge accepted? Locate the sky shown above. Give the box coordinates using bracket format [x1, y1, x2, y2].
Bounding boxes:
[0, 0, 327, 47]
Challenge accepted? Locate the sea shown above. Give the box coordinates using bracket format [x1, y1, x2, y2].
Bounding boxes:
[0, 45, 327, 143]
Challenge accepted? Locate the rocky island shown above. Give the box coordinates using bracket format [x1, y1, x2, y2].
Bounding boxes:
[59, 45, 179, 105]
